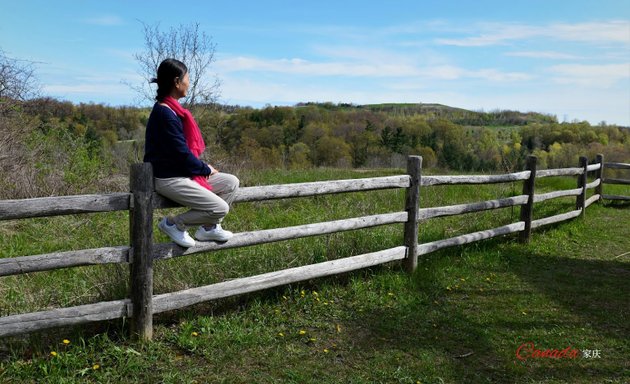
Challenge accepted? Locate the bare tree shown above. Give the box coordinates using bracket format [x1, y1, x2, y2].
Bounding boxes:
[0, 49, 39, 113]
[132, 22, 221, 108]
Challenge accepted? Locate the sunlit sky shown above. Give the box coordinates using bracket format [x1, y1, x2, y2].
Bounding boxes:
[1, 0, 629, 125]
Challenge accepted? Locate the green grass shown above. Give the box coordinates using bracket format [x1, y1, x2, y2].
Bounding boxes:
[0, 168, 628, 383]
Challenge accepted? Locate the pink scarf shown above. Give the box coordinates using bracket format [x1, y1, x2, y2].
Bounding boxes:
[163, 96, 212, 191]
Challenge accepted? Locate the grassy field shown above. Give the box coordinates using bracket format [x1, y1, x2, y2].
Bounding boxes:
[0, 168, 628, 383]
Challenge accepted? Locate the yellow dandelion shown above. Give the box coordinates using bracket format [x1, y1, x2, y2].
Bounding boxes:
[336, 324, 342, 333]
[485, 277, 491, 282]
[191, 332, 198, 337]
[92, 364, 100, 370]
[50, 351, 58, 357]
[312, 291, 318, 296]
[460, 278, 466, 282]
[309, 337, 316, 342]
[62, 339, 70, 345]
[299, 330, 307, 335]
[387, 292, 394, 297]
[323, 348, 329, 353]
[521, 311, 527, 315]
[282, 295, 288, 300]
[446, 286, 452, 291]
[300, 290, 305, 297]
[278, 332, 285, 337]
[323, 301, 329, 305]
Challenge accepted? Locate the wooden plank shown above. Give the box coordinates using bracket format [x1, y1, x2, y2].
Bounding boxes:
[0, 246, 129, 277]
[576, 156, 588, 216]
[603, 178, 630, 185]
[585, 179, 601, 190]
[417, 222, 525, 256]
[0, 299, 129, 337]
[585, 194, 600, 208]
[153, 176, 411, 208]
[604, 162, 630, 170]
[403, 156, 421, 272]
[519, 155, 537, 243]
[129, 163, 154, 341]
[530, 209, 581, 229]
[536, 168, 583, 178]
[601, 194, 630, 201]
[0, 193, 130, 221]
[533, 188, 582, 203]
[153, 212, 408, 260]
[152, 247, 407, 314]
[595, 154, 604, 197]
[418, 195, 528, 221]
[586, 163, 601, 172]
[421, 171, 530, 186]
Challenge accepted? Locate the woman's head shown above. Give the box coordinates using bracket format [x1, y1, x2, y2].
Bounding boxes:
[151, 58, 190, 101]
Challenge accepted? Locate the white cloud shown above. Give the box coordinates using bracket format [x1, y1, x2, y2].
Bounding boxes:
[216, 55, 531, 83]
[436, 20, 630, 47]
[506, 51, 580, 60]
[548, 63, 630, 87]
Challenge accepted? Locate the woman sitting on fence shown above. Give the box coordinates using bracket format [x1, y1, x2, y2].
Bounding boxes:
[144, 58, 239, 247]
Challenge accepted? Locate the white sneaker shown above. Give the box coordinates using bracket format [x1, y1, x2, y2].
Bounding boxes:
[195, 224, 234, 242]
[158, 217, 195, 248]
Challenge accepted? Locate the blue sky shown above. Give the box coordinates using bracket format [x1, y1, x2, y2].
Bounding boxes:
[1, 0, 629, 125]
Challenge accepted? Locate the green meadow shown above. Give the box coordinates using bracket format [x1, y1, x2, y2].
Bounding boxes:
[0, 168, 628, 383]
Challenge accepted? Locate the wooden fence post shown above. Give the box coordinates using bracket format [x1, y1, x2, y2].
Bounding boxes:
[595, 154, 604, 202]
[519, 155, 537, 243]
[403, 155, 422, 273]
[130, 163, 155, 341]
[576, 156, 588, 216]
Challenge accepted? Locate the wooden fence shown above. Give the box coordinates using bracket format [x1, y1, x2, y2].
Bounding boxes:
[0, 154, 627, 340]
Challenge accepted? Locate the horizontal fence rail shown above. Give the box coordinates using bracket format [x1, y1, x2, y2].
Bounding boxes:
[0, 193, 131, 221]
[0, 299, 130, 338]
[536, 167, 584, 178]
[604, 162, 630, 170]
[422, 171, 530, 186]
[417, 195, 529, 221]
[1, 153, 627, 339]
[152, 212, 409, 260]
[0, 246, 130, 277]
[152, 247, 408, 314]
[601, 162, 630, 201]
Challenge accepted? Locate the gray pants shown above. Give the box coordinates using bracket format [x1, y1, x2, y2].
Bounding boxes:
[154, 173, 239, 227]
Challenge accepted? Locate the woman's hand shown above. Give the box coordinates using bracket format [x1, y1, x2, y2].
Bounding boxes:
[208, 166, 220, 177]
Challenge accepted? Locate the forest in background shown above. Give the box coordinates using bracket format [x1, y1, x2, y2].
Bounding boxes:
[1, 97, 629, 200]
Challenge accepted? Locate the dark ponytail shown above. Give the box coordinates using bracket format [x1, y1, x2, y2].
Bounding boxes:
[151, 58, 188, 102]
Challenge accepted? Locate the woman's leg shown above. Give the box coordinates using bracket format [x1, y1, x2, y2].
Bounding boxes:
[207, 172, 239, 205]
[155, 177, 230, 226]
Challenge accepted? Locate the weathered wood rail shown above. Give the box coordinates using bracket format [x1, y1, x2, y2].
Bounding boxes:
[0, 153, 625, 339]
[600, 160, 630, 201]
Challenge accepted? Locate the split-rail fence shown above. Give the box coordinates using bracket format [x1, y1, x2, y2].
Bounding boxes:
[0, 154, 628, 340]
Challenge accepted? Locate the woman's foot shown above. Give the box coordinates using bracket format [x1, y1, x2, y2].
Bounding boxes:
[158, 217, 195, 247]
[194, 224, 233, 242]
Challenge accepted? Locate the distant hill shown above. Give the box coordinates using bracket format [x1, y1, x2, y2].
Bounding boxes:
[295, 102, 558, 126]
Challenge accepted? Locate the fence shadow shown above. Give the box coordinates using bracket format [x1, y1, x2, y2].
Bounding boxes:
[341, 239, 629, 382]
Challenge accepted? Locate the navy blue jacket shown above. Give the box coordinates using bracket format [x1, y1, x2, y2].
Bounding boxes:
[144, 103, 212, 178]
